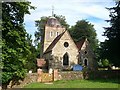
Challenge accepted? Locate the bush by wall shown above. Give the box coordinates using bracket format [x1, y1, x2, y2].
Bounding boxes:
[83, 70, 120, 80]
[11, 73, 38, 88]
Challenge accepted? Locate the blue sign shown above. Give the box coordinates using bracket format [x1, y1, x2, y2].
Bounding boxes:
[73, 64, 83, 71]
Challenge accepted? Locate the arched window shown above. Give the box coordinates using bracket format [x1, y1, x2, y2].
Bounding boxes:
[56, 32, 59, 37]
[84, 59, 88, 66]
[84, 51, 87, 54]
[50, 31, 53, 37]
[63, 53, 69, 65]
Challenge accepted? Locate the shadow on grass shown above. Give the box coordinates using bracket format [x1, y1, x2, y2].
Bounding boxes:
[83, 70, 120, 84]
[54, 79, 120, 84]
[86, 78, 120, 84]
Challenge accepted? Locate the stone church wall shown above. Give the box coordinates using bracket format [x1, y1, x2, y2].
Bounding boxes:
[80, 40, 97, 70]
[52, 31, 79, 70]
[43, 26, 65, 52]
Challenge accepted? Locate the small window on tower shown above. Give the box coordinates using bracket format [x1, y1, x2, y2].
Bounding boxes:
[85, 51, 87, 54]
[56, 32, 59, 37]
[50, 31, 53, 37]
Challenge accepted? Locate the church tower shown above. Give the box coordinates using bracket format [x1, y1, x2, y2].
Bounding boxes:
[42, 10, 66, 53]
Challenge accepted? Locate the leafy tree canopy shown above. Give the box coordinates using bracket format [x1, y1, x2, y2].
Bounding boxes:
[100, 1, 120, 67]
[69, 20, 98, 51]
[25, 34, 37, 72]
[2, 2, 35, 85]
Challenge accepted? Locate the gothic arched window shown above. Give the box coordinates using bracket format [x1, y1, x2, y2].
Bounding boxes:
[56, 32, 59, 37]
[50, 31, 53, 37]
[84, 51, 87, 54]
[63, 53, 69, 65]
[84, 59, 88, 66]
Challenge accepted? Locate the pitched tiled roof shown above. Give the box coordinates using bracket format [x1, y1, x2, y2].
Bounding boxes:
[75, 38, 85, 51]
[44, 31, 65, 54]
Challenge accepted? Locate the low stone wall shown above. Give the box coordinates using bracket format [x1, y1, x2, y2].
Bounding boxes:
[58, 71, 83, 80]
[9, 70, 120, 88]
[12, 73, 38, 88]
[24, 73, 38, 84]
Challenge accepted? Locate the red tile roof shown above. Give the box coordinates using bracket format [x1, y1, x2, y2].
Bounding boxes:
[75, 38, 85, 51]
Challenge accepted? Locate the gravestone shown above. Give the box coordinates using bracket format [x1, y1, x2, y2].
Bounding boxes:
[49, 68, 53, 74]
[37, 68, 42, 82]
[73, 64, 83, 71]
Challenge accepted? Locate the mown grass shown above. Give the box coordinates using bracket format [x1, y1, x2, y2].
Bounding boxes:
[24, 79, 119, 88]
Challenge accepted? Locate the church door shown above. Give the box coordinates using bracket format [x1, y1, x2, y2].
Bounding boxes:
[63, 53, 69, 65]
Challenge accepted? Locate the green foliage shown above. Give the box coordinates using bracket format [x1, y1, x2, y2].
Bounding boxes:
[34, 16, 48, 57]
[35, 16, 48, 45]
[100, 1, 120, 66]
[25, 34, 37, 72]
[102, 59, 109, 67]
[2, 2, 35, 84]
[98, 59, 110, 68]
[69, 20, 98, 51]
[54, 14, 70, 30]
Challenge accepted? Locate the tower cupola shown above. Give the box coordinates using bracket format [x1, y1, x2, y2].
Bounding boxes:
[46, 16, 61, 27]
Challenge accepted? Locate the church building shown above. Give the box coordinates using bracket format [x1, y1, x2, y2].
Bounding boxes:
[40, 15, 97, 71]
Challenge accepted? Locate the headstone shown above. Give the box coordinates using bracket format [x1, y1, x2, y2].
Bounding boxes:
[53, 69, 58, 81]
[49, 68, 53, 74]
[116, 67, 118, 69]
[37, 68, 42, 74]
[112, 66, 115, 69]
[29, 70, 32, 74]
[37, 69, 42, 82]
[73, 64, 83, 71]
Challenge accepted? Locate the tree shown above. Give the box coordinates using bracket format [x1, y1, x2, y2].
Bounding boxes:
[34, 14, 69, 57]
[100, 1, 120, 67]
[25, 34, 37, 72]
[98, 59, 111, 68]
[0, 3, 2, 86]
[34, 16, 48, 57]
[2, 2, 35, 87]
[69, 20, 98, 51]
[54, 14, 69, 30]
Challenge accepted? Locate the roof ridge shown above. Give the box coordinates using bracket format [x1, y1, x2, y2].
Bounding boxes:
[75, 38, 86, 51]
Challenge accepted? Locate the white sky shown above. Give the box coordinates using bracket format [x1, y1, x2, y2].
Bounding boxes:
[24, 0, 115, 42]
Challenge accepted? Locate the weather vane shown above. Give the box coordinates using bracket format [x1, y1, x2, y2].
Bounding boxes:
[52, 5, 54, 16]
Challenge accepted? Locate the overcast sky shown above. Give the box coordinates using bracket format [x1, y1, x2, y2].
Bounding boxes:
[24, 0, 115, 43]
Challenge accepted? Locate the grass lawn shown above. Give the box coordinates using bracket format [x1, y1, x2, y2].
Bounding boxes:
[24, 79, 119, 88]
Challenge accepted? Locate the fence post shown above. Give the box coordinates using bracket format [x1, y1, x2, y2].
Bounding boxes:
[37, 68, 42, 82]
[53, 69, 58, 81]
